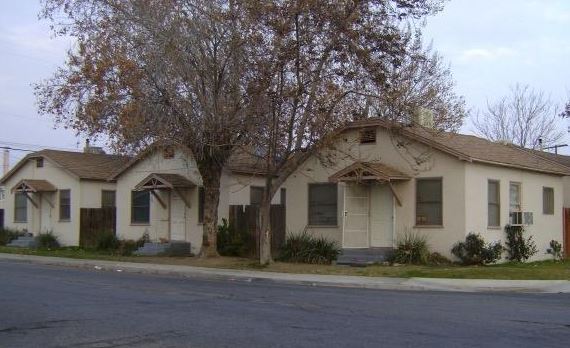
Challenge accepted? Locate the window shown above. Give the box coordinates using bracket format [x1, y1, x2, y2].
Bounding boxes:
[14, 192, 27, 222]
[250, 186, 264, 206]
[0, 187, 5, 201]
[509, 182, 521, 212]
[488, 180, 500, 227]
[59, 189, 71, 221]
[359, 128, 376, 144]
[280, 188, 286, 206]
[308, 183, 338, 226]
[416, 178, 443, 226]
[101, 190, 116, 208]
[36, 158, 44, 168]
[543, 187, 554, 215]
[198, 187, 205, 223]
[131, 191, 150, 224]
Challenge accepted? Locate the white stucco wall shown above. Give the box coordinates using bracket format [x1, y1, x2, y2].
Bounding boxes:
[1, 157, 117, 246]
[464, 162, 564, 261]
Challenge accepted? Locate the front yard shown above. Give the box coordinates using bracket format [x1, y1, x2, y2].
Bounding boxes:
[1, 246, 568, 280]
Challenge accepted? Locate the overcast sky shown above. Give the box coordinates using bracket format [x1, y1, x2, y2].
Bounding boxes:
[1, 0, 569, 167]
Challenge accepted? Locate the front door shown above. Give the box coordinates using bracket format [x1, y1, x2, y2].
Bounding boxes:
[170, 192, 186, 241]
[343, 183, 369, 248]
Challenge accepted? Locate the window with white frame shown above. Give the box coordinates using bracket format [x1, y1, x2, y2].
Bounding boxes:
[509, 182, 521, 212]
[488, 180, 500, 227]
[14, 192, 27, 222]
[308, 183, 338, 226]
[543, 187, 554, 215]
[416, 178, 443, 226]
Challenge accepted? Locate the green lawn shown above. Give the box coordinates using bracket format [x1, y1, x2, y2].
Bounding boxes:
[0, 246, 568, 280]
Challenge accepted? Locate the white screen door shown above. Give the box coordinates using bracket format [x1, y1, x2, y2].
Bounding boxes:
[343, 184, 369, 248]
[170, 192, 186, 241]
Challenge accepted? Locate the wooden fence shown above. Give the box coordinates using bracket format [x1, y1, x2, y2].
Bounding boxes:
[80, 207, 116, 248]
[228, 205, 286, 258]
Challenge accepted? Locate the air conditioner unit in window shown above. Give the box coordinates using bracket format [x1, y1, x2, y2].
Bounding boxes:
[509, 211, 523, 226]
[523, 212, 533, 225]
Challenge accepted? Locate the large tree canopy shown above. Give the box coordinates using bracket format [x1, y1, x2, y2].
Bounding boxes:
[37, 0, 450, 258]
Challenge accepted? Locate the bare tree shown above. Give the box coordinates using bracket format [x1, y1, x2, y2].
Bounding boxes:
[473, 84, 564, 149]
[244, 4, 463, 264]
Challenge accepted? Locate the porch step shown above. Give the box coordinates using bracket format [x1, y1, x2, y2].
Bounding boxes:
[133, 242, 192, 256]
[336, 248, 393, 266]
[6, 234, 36, 248]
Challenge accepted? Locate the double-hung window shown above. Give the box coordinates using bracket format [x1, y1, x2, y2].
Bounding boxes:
[59, 189, 71, 221]
[131, 191, 150, 224]
[416, 178, 443, 226]
[308, 183, 338, 226]
[487, 180, 500, 227]
[543, 187, 554, 215]
[14, 192, 27, 222]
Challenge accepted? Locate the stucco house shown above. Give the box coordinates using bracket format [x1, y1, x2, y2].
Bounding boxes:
[282, 119, 570, 261]
[0, 149, 129, 245]
[111, 144, 284, 254]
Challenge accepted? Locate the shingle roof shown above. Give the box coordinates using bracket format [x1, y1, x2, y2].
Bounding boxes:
[11, 179, 57, 193]
[134, 173, 197, 190]
[345, 118, 570, 176]
[0, 150, 131, 184]
[528, 150, 570, 169]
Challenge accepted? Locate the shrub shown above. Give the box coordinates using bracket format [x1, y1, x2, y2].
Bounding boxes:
[427, 252, 452, 265]
[96, 233, 119, 251]
[35, 232, 60, 249]
[504, 225, 538, 262]
[117, 239, 139, 256]
[136, 232, 150, 248]
[0, 228, 22, 246]
[391, 231, 430, 265]
[217, 219, 251, 257]
[278, 232, 341, 264]
[546, 240, 563, 261]
[451, 233, 503, 265]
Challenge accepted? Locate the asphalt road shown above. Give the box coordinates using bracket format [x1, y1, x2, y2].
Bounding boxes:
[0, 260, 569, 348]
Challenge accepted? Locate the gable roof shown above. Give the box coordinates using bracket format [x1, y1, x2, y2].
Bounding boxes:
[134, 173, 197, 191]
[11, 179, 57, 193]
[0, 149, 131, 184]
[527, 150, 570, 169]
[345, 118, 570, 176]
[329, 161, 411, 183]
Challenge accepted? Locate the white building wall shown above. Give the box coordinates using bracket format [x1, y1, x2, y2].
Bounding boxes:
[464, 162, 564, 261]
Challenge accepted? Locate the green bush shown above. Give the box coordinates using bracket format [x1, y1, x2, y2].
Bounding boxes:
[35, 232, 60, 249]
[546, 240, 563, 261]
[427, 252, 452, 265]
[136, 232, 150, 248]
[391, 231, 430, 265]
[96, 233, 120, 251]
[278, 232, 341, 264]
[0, 228, 22, 246]
[117, 239, 139, 256]
[451, 233, 503, 265]
[217, 219, 251, 257]
[505, 225, 538, 262]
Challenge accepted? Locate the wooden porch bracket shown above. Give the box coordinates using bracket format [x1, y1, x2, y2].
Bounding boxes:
[24, 192, 39, 208]
[174, 188, 191, 209]
[387, 182, 402, 207]
[150, 190, 167, 209]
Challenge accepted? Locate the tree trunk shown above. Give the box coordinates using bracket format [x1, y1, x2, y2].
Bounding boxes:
[198, 160, 223, 258]
[259, 177, 273, 265]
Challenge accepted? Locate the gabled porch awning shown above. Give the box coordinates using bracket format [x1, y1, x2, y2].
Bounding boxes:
[134, 173, 196, 209]
[134, 173, 197, 191]
[11, 179, 57, 193]
[329, 162, 410, 183]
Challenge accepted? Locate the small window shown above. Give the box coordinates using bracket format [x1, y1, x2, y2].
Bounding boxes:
[36, 158, 44, 168]
[0, 188, 5, 201]
[543, 187, 554, 215]
[198, 187, 205, 223]
[308, 183, 338, 226]
[280, 188, 286, 206]
[359, 128, 376, 144]
[416, 178, 443, 226]
[131, 191, 150, 224]
[509, 182, 521, 212]
[250, 186, 264, 206]
[14, 192, 27, 222]
[488, 180, 500, 227]
[59, 189, 71, 221]
[162, 147, 175, 159]
[101, 190, 116, 208]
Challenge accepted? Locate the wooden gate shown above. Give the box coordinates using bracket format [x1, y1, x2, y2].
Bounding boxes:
[80, 207, 116, 248]
[228, 205, 286, 257]
[563, 208, 570, 257]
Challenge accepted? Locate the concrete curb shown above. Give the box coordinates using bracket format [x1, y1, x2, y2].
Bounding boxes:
[1, 253, 569, 293]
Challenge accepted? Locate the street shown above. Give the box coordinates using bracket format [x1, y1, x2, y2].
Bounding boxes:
[0, 260, 569, 347]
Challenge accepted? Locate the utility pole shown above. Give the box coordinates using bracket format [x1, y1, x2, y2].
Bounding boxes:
[543, 144, 568, 155]
[2, 148, 8, 175]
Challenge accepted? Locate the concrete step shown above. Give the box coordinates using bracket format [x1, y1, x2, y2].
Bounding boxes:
[7, 235, 37, 248]
[337, 248, 393, 266]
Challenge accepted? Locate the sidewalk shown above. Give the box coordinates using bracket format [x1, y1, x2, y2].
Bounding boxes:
[1, 253, 569, 293]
